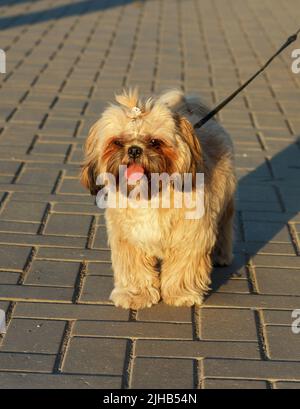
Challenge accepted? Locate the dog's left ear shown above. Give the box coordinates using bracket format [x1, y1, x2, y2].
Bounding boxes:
[176, 115, 203, 166]
[80, 123, 100, 196]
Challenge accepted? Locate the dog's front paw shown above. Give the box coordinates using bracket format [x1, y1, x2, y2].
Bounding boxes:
[162, 293, 204, 307]
[110, 288, 160, 310]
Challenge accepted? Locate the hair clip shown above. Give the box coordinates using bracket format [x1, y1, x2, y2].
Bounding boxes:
[129, 106, 142, 119]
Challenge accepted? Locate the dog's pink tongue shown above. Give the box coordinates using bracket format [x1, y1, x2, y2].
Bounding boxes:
[125, 164, 144, 181]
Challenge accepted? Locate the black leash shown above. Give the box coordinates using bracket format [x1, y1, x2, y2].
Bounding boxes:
[194, 28, 300, 129]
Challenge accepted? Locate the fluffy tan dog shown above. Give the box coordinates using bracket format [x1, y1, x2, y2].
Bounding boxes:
[81, 89, 236, 309]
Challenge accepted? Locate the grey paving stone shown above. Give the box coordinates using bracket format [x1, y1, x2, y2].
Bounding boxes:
[0, 201, 47, 223]
[200, 308, 257, 341]
[63, 337, 127, 376]
[73, 321, 193, 339]
[16, 168, 60, 188]
[132, 357, 194, 389]
[266, 326, 300, 361]
[0, 183, 52, 194]
[12, 109, 46, 124]
[53, 203, 99, 215]
[242, 211, 295, 223]
[205, 293, 300, 310]
[0, 271, 19, 284]
[135, 339, 260, 360]
[44, 214, 92, 237]
[0, 245, 31, 271]
[53, 97, 87, 112]
[80, 275, 113, 303]
[36, 247, 111, 262]
[246, 242, 296, 256]
[244, 222, 291, 243]
[255, 268, 300, 295]
[275, 382, 300, 390]
[58, 178, 88, 195]
[14, 302, 130, 321]
[0, 232, 86, 248]
[69, 149, 85, 165]
[41, 118, 79, 136]
[0, 161, 21, 175]
[31, 142, 70, 156]
[137, 304, 191, 323]
[0, 372, 122, 389]
[0, 284, 73, 302]
[0, 176, 13, 184]
[253, 255, 300, 269]
[1, 121, 38, 136]
[217, 279, 251, 293]
[25, 260, 80, 287]
[86, 262, 113, 276]
[203, 358, 300, 380]
[93, 226, 109, 249]
[203, 379, 268, 389]
[262, 310, 294, 326]
[0, 352, 55, 373]
[2, 318, 66, 354]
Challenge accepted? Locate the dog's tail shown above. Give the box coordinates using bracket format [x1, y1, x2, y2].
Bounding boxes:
[157, 89, 185, 110]
[158, 89, 212, 122]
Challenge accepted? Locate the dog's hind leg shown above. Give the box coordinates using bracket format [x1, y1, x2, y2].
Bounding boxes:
[213, 197, 235, 267]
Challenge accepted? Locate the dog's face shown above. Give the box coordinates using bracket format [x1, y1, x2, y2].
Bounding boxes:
[81, 89, 202, 195]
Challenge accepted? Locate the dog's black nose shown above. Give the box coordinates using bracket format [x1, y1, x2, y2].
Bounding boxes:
[128, 145, 143, 159]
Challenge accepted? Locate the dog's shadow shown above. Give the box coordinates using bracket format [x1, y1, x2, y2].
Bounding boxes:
[209, 138, 300, 296]
[0, 0, 136, 30]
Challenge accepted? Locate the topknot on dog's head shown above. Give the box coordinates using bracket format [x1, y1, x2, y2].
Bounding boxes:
[115, 88, 156, 120]
[115, 88, 140, 109]
[115, 88, 185, 112]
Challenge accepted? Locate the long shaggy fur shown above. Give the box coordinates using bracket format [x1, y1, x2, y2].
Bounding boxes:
[81, 89, 236, 309]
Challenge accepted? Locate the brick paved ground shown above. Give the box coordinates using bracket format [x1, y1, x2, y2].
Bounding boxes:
[0, 0, 300, 389]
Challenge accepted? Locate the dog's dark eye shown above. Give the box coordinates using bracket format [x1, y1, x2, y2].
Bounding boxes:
[113, 140, 123, 147]
[149, 139, 160, 147]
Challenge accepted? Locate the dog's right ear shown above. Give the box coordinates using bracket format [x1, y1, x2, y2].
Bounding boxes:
[80, 123, 100, 196]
